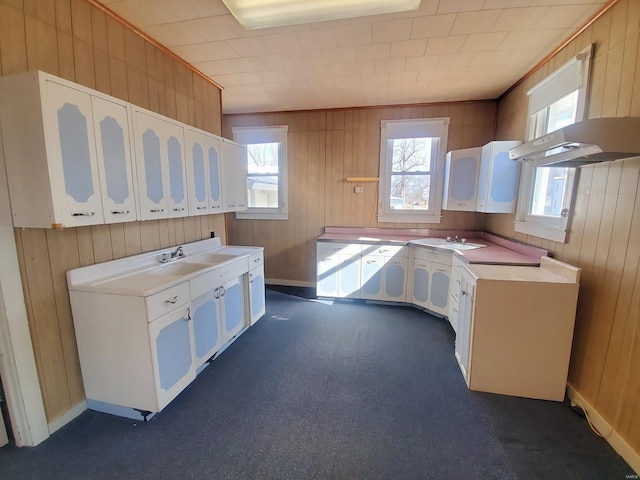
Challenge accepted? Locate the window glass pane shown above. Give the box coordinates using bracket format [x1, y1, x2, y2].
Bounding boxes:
[391, 138, 432, 172]
[390, 174, 430, 210]
[545, 90, 578, 134]
[529, 167, 569, 217]
[247, 175, 278, 208]
[247, 143, 279, 174]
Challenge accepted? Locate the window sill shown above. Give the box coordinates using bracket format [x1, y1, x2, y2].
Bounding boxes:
[514, 220, 567, 243]
[235, 212, 288, 221]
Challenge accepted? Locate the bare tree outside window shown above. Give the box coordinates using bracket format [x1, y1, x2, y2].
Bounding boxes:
[389, 138, 433, 210]
[247, 142, 279, 208]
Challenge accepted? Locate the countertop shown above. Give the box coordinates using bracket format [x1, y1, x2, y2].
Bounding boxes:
[317, 227, 547, 266]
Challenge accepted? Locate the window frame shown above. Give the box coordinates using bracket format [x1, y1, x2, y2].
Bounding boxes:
[232, 125, 288, 220]
[514, 44, 592, 243]
[377, 118, 449, 223]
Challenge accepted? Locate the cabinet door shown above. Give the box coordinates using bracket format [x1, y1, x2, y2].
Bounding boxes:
[148, 304, 196, 411]
[429, 262, 451, 316]
[221, 140, 247, 212]
[248, 264, 266, 326]
[443, 147, 481, 211]
[338, 255, 361, 298]
[207, 138, 223, 213]
[221, 276, 245, 344]
[384, 256, 408, 301]
[412, 259, 429, 308]
[45, 80, 104, 226]
[455, 275, 475, 386]
[185, 130, 211, 215]
[317, 254, 339, 297]
[361, 255, 383, 299]
[477, 141, 521, 213]
[133, 110, 188, 220]
[191, 290, 222, 365]
[91, 96, 138, 223]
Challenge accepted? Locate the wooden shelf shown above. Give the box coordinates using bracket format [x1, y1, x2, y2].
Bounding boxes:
[346, 177, 379, 182]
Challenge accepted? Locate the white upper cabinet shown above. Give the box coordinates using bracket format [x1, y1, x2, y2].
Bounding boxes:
[91, 96, 138, 224]
[132, 107, 189, 220]
[442, 147, 482, 211]
[0, 71, 109, 228]
[220, 138, 248, 213]
[476, 140, 522, 213]
[185, 128, 223, 216]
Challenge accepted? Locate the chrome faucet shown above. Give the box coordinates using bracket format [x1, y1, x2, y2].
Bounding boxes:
[158, 246, 185, 263]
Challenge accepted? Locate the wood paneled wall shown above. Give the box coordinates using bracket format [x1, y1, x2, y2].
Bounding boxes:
[490, 0, 640, 455]
[224, 102, 496, 284]
[0, 0, 226, 423]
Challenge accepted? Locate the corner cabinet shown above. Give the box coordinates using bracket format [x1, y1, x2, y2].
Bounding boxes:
[476, 140, 522, 213]
[220, 139, 248, 213]
[409, 247, 452, 316]
[0, 71, 138, 228]
[454, 257, 581, 401]
[132, 107, 189, 220]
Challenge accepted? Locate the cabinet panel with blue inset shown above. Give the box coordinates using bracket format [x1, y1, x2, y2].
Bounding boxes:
[360, 245, 409, 301]
[91, 96, 138, 224]
[0, 71, 106, 227]
[443, 147, 482, 211]
[185, 128, 223, 216]
[476, 140, 522, 213]
[190, 290, 222, 365]
[220, 138, 248, 213]
[132, 107, 188, 220]
[221, 276, 245, 344]
[410, 246, 452, 317]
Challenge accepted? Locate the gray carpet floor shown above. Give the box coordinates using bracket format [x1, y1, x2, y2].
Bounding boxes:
[0, 289, 633, 479]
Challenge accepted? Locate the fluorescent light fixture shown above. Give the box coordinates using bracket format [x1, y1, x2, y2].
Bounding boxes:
[221, 0, 421, 30]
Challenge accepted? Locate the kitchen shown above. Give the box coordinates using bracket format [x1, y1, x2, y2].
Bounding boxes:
[0, 0, 638, 477]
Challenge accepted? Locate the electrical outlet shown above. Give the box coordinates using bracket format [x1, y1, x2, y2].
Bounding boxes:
[354, 186, 364, 194]
[210, 231, 215, 238]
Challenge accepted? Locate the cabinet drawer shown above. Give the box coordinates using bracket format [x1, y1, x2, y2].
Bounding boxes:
[317, 242, 361, 256]
[248, 250, 264, 268]
[190, 269, 218, 299]
[216, 258, 248, 285]
[413, 246, 452, 264]
[146, 282, 190, 321]
[366, 244, 407, 257]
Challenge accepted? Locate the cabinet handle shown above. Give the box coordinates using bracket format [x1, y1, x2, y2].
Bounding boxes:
[214, 287, 220, 299]
[165, 295, 178, 304]
[461, 290, 467, 296]
[367, 260, 377, 264]
[220, 286, 226, 296]
[436, 268, 446, 273]
[254, 258, 260, 263]
[196, 206, 207, 210]
[72, 211, 95, 217]
[186, 307, 192, 321]
[111, 210, 130, 215]
[173, 207, 185, 212]
[150, 208, 164, 213]
[378, 249, 388, 254]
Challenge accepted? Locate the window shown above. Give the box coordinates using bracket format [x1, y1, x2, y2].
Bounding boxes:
[378, 118, 449, 223]
[232, 125, 288, 220]
[514, 45, 592, 243]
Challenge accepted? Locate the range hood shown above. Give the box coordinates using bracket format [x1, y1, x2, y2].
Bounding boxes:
[509, 117, 640, 168]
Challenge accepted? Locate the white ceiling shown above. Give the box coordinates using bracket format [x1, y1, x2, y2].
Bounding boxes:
[98, 0, 608, 114]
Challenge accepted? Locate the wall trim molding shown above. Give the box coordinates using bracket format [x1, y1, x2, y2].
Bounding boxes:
[47, 401, 87, 435]
[567, 383, 639, 474]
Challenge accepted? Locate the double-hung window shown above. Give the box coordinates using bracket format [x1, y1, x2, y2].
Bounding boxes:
[378, 118, 449, 223]
[514, 45, 592, 242]
[232, 125, 288, 220]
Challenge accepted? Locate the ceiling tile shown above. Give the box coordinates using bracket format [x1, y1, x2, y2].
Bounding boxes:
[460, 32, 508, 52]
[143, 22, 207, 47]
[322, 46, 359, 64]
[227, 37, 270, 57]
[295, 28, 337, 50]
[215, 72, 263, 86]
[451, 10, 501, 35]
[332, 24, 373, 47]
[261, 33, 303, 54]
[437, 0, 486, 14]
[356, 43, 391, 61]
[410, 14, 456, 39]
[171, 41, 237, 62]
[259, 53, 296, 70]
[198, 57, 265, 76]
[491, 7, 550, 31]
[535, 5, 601, 28]
[405, 55, 440, 71]
[389, 70, 420, 83]
[372, 19, 413, 42]
[483, 0, 532, 8]
[425, 36, 466, 55]
[258, 70, 290, 83]
[343, 61, 376, 76]
[192, 15, 248, 42]
[390, 39, 427, 58]
[374, 58, 407, 73]
[437, 52, 476, 68]
[498, 29, 573, 49]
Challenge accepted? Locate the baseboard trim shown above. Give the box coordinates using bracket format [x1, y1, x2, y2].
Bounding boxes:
[266, 278, 315, 288]
[566, 384, 639, 474]
[48, 401, 87, 435]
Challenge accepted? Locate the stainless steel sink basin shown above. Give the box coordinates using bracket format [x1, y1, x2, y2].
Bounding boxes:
[149, 262, 211, 276]
[187, 253, 238, 264]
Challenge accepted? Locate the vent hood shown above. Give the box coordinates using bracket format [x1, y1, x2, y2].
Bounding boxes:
[509, 117, 640, 168]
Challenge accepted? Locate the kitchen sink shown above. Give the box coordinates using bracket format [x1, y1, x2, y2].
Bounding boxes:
[149, 262, 211, 276]
[411, 238, 487, 250]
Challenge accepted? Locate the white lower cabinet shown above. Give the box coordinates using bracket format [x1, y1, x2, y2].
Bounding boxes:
[316, 242, 363, 298]
[360, 245, 408, 301]
[220, 276, 245, 344]
[247, 249, 266, 326]
[454, 257, 581, 401]
[410, 247, 452, 316]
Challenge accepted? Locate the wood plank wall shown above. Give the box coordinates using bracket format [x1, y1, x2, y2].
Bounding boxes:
[490, 0, 640, 455]
[0, 0, 226, 423]
[223, 102, 496, 284]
